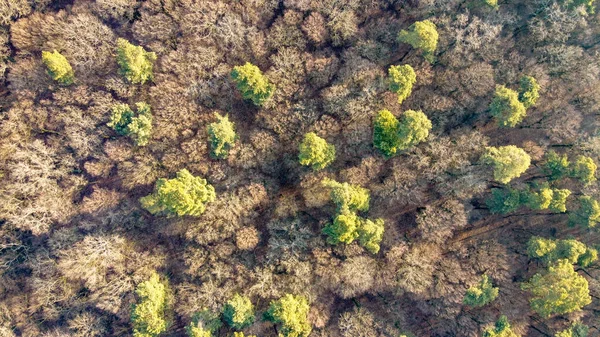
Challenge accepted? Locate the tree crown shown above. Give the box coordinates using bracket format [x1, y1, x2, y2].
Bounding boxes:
[42, 50, 74, 85]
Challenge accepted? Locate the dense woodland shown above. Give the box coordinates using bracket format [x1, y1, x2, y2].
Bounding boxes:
[1, 0, 600, 336]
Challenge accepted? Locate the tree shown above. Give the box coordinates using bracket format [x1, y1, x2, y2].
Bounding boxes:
[571, 155, 597, 185]
[487, 188, 523, 214]
[232, 333, 257, 337]
[108, 102, 153, 146]
[398, 20, 438, 63]
[116, 38, 156, 84]
[223, 294, 255, 330]
[481, 146, 531, 184]
[555, 322, 589, 337]
[577, 248, 598, 268]
[482, 316, 519, 337]
[207, 113, 236, 159]
[569, 196, 600, 228]
[525, 187, 553, 210]
[483, 0, 499, 8]
[528, 237, 558, 261]
[323, 211, 361, 245]
[140, 169, 216, 217]
[321, 178, 370, 213]
[264, 294, 312, 337]
[373, 109, 400, 158]
[527, 237, 595, 266]
[41, 50, 74, 85]
[518, 75, 540, 109]
[543, 151, 570, 180]
[490, 85, 527, 127]
[231, 62, 275, 106]
[358, 218, 385, 254]
[464, 275, 499, 307]
[549, 189, 571, 213]
[186, 310, 222, 337]
[388, 65, 416, 104]
[560, 0, 596, 14]
[397, 110, 432, 151]
[521, 259, 591, 318]
[131, 272, 171, 337]
[298, 132, 336, 170]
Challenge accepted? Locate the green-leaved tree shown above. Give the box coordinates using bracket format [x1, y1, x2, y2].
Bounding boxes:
[298, 132, 336, 170]
[490, 85, 527, 127]
[482, 316, 519, 337]
[373, 109, 401, 158]
[264, 294, 312, 337]
[231, 62, 275, 106]
[42, 50, 74, 85]
[321, 178, 370, 213]
[388, 65, 416, 104]
[555, 322, 589, 337]
[131, 272, 171, 337]
[140, 169, 216, 217]
[223, 294, 255, 330]
[207, 113, 236, 159]
[323, 211, 361, 245]
[543, 151, 570, 180]
[464, 275, 499, 307]
[186, 309, 222, 337]
[117, 38, 157, 84]
[518, 75, 540, 109]
[571, 155, 597, 185]
[358, 218, 385, 254]
[481, 146, 531, 184]
[569, 196, 600, 228]
[398, 20, 438, 62]
[108, 102, 153, 146]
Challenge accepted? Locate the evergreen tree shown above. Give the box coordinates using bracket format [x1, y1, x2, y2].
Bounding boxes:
[522, 259, 591, 318]
[464, 275, 499, 307]
[321, 178, 370, 213]
[108, 102, 153, 146]
[549, 189, 571, 213]
[264, 294, 312, 337]
[527, 237, 558, 261]
[481, 146, 531, 184]
[358, 218, 385, 254]
[116, 38, 157, 84]
[577, 247, 598, 268]
[298, 132, 336, 170]
[397, 110, 432, 151]
[207, 113, 236, 159]
[388, 65, 416, 104]
[132, 273, 171, 337]
[232, 333, 257, 337]
[487, 188, 523, 214]
[186, 309, 222, 337]
[140, 169, 216, 217]
[525, 187, 553, 210]
[323, 211, 361, 245]
[231, 62, 275, 106]
[490, 85, 527, 127]
[484, 0, 499, 8]
[223, 294, 255, 330]
[373, 109, 400, 158]
[555, 322, 589, 337]
[571, 155, 597, 185]
[398, 20, 439, 62]
[543, 151, 570, 180]
[569, 196, 600, 228]
[482, 316, 519, 337]
[41, 50, 74, 85]
[518, 75, 540, 109]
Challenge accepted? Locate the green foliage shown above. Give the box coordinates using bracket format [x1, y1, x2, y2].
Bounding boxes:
[232, 333, 257, 337]
[549, 189, 571, 213]
[207, 113, 236, 159]
[388, 65, 416, 104]
[186, 309, 222, 337]
[577, 247, 598, 267]
[398, 20, 439, 62]
[527, 237, 595, 266]
[140, 169, 216, 217]
[483, 0, 499, 8]
[131, 272, 170, 337]
[569, 196, 600, 228]
[490, 85, 527, 127]
[525, 187, 553, 210]
[41, 50, 74, 85]
[358, 218, 384, 254]
[555, 322, 589, 337]
[521, 259, 591, 318]
[518, 76, 540, 109]
[323, 211, 361, 245]
[528, 237, 558, 260]
[481, 146, 531, 184]
[560, 0, 596, 14]
[108, 102, 153, 146]
[116, 38, 157, 84]
[223, 294, 255, 330]
[398, 110, 432, 151]
[571, 155, 597, 185]
[231, 62, 275, 106]
[373, 109, 400, 158]
[321, 178, 370, 213]
[264, 294, 312, 337]
[487, 188, 523, 214]
[463, 275, 499, 307]
[543, 151, 570, 181]
[482, 316, 519, 337]
[298, 132, 336, 170]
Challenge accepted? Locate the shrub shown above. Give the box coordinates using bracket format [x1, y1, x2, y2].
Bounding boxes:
[264, 294, 312, 337]
[207, 113, 236, 159]
[140, 169, 216, 217]
[398, 20, 438, 63]
[231, 62, 275, 106]
[298, 132, 336, 170]
[42, 50, 74, 85]
[223, 294, 255, 330]
[464, 275, 499, 307]
[522, 259, 591, 318]
[108, 102, 153, 146]
[116, 38, 157, 84]
[482, 316, 518, 337]
[481, 146, 531, 184]
[358, 218, 385, 254]
[571, 155, 597, 185]
[388, 65, 416, 105]
[518, 75, 540, 109]
[490, 85, 527, 127]
[131, 272, 171, 337]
